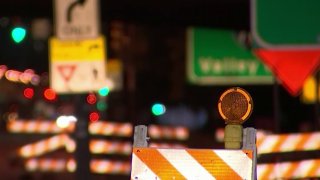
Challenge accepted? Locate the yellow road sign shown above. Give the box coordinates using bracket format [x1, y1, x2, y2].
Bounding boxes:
[49, 36, 106, 94]
[50, 36, 105, 61]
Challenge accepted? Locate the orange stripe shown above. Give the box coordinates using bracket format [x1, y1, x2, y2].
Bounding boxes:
[259, 164, 274, 179]
[283, 162, 299, 179]
[272, 135, 288, 152]
[133, 148, 185, 179]
[295, 133, 311, 150]
[186, 149, 242, 180]
[256, 136, 264, 148]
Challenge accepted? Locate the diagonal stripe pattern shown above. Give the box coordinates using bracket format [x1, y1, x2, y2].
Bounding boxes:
[131, 148, 253, 180]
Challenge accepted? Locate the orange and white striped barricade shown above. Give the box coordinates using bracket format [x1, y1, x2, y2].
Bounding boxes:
[131, 148, 254, 179]
[90, 159, 131, 174]
[131, 125, 257, 180]
[25, 158, 69, 172]
[89, 139, 132, 155]
[7, 119, 74, 134]
[215, 129, 320, 154]
[89, 121, 133, 137]
[18, 134, 68, 158]
[257, 132, 320, 154]
[25, 158, 131, 174]
[148, 125, 189, 140]
[257, 159, 320, 179]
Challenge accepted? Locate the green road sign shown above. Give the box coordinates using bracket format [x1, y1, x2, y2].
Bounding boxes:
[187, 27, 273, 85]
[251, 0, 320, 48]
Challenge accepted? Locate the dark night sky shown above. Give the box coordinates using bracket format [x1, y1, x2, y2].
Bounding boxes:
[0, 0, 250, 72]
[0, 0, 317, 133]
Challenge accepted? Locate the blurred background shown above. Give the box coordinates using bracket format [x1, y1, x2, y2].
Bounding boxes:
[0, 0, 319, 179]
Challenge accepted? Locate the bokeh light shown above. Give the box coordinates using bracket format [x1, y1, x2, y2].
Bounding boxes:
[11, 27, 26, 43]
[151, 103, 166, 116]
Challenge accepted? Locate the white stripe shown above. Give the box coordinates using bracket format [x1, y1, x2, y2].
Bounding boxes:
[158, 149, 215, 180]
[258, 135, 280, 154]
[131, 153, 159, 180]
[275, 162, 291, 179]
[303, 133, 320, 150]
[257, 164, 269, 180]
[279, 134, 300, 152]
[265, 163, 279, 179]
[292, 160, 314, 178]
[214, 150, 252, 180]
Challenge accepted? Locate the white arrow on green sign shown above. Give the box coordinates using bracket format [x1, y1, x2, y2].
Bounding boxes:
[187, 27, 273, 85]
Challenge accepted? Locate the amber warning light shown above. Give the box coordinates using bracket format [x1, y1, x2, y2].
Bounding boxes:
[218, 87, 253, 149]
[218, 87, 253, 124]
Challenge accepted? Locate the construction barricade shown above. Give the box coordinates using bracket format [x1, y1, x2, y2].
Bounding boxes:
[6, 119, 190, 176]
[130, 125, 257, 180]
[131, 148, 253, 179]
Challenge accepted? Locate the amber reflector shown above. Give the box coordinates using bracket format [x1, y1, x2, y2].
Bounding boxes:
[218, 87, 253, 124]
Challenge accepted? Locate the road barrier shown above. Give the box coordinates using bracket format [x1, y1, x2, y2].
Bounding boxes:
[131, 147, 253, 179]
[258, 159, 320, 179]
[131, 125, 257, 180]
[7, 119, 189, 140]
[215, 128, 320, 154]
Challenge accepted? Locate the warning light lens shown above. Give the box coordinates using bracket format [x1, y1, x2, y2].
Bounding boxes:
[86, 93, 97, 105]
[44, 88, 56, 101]
[89, 112, 100, 122]
[218, 87, 253, 124]
[151, 103, 166, 116]
[23, 88, 34, 99]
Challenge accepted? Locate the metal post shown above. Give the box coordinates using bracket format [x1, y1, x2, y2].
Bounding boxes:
[133, 125, 148, 147]
[242, 128, 257, 180]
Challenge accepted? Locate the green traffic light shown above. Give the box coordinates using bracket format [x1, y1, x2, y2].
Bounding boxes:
[11, 27, 26, 43]
[151, 103, 166, 116]
[98, 87, 110, 96]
